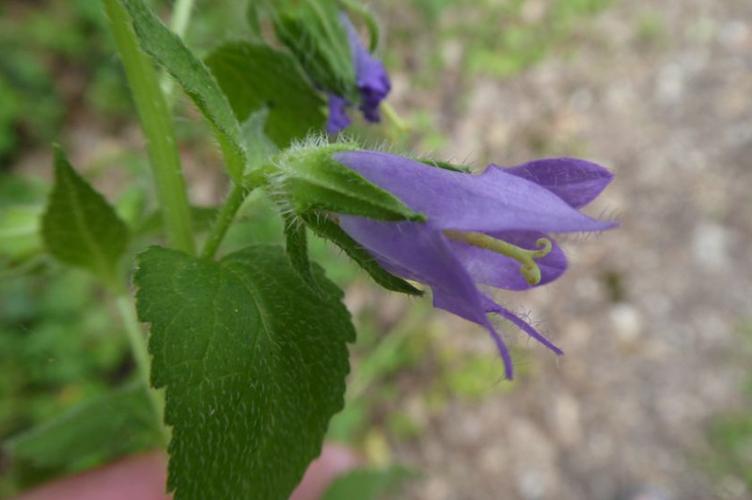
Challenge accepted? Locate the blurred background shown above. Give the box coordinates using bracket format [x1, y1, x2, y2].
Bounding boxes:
[1, 0, 751, 499]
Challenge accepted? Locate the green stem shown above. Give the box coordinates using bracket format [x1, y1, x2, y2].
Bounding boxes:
[382, 102, 408, 132]
[201, 184, 249, 259]
[115, 295, 170, 444]
[218, 134, 247, 186]
[104, 0, 195, 255]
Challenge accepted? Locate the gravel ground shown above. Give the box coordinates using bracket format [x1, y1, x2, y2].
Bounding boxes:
[384, 1, 752, 499]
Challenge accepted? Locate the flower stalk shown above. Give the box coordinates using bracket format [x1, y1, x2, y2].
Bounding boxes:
[201, 184, 249, 259]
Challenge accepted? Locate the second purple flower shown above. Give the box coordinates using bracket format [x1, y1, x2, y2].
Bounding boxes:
[326, 14, 391, 134]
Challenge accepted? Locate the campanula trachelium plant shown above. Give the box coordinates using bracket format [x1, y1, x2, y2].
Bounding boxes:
[2, 0, 615, 498]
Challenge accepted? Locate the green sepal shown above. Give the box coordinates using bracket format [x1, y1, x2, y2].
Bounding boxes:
[269, 142, 424, 222]
[41, 146, 129, 283]
[265, 0, 356, 99]
[418, 158, 472, 173]
[339, 0, 380, 51]
[302, 212, 423, 296]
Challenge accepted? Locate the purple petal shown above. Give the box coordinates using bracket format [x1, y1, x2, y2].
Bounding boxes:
[339, 218, 485, 324]
[485, 321, 515, 379]
[326, 94, 351, 134]
[496, 158, 613, 208]
[449, 231, 568, 290]
[482, 296, 563, 356]
[435, 289, 514, 380]
[339, 216, 515, 378]
[340, 14, 391, 123]
[334, 151, 616, 234]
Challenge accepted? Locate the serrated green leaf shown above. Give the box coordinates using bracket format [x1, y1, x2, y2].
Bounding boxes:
[5, 382, 161, 474]
[135, 245, 355, 500]
[119, 0, 246, 182]
[302, 212, 422, 296]
[205, 41, 326, 148]
[41, 147, 129, 281]
[322, 466, 415, 500]
[275, 145, 424, 222]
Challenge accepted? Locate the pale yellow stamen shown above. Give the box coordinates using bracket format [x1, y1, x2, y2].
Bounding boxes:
[444, 230, 553, 285]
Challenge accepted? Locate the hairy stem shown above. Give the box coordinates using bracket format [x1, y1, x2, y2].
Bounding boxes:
[115, 295, 170, 444]
[104, 0, 195, 255]
[201, 184, 249, 259]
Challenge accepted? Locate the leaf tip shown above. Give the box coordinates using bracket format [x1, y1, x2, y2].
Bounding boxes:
[51, 144, 70, 172]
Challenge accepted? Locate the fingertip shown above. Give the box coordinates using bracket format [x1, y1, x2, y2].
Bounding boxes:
[16, 451, 169, 500]
[290, 444, 361, 500]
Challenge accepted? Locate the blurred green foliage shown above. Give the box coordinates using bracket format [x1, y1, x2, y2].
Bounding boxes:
[703, 322, 752, 494]
[0, 0, 251, 167]
[707, 416, 752, 489]
[0, 173, 48, 270]
[0, 268, 129, 496]
[387, 0, 613, 79]
[635, 11, 668, 48]
[0, 0, 130, 165]
[466, 0, 612, 77]
[322, 465, 415, 500]
[0, 175, 129, 499]
[0, 270, 127, 438]
[0, 0, 615, 163]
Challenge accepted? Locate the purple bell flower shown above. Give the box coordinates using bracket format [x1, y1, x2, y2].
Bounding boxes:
[326, 94, 352, 134]
[333, 151, 615, 379]
[326, 14, 391, 133]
